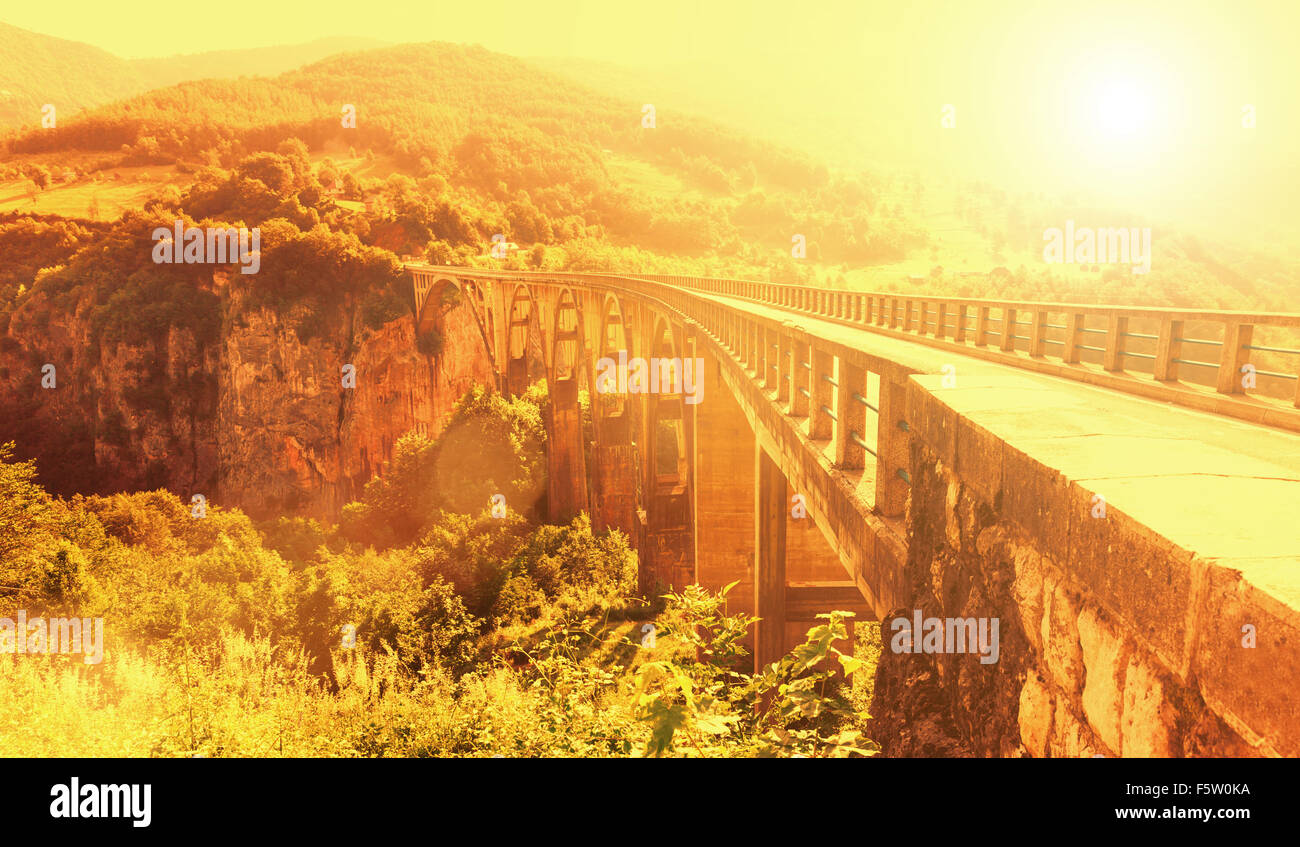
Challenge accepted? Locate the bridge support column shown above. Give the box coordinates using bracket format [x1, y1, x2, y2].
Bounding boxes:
[546, 376, 588, 524]
[506, 356, 529, 397]
[694, 351, 757, 620]
[591, 410, 640, 546]
[754, 443, 787, 671]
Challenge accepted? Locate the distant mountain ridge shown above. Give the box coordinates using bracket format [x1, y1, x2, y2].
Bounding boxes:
[128, 37, 392, 88]
[0, 22, 144, 129]
[0, 22, 386, 129]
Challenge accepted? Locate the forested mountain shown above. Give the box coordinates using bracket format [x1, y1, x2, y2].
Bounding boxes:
[4, 41, 920, 267]
[0, 22, 146, 129]
[0, 23, 386, 130]
[129, 37, 392, 89]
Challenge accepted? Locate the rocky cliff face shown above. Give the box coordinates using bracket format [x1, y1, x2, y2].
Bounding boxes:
[869, 441, 1255, 758]
[0, 271, 495, 520]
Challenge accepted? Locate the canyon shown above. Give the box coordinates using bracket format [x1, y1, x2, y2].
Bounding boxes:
[0, 268, 496, 520]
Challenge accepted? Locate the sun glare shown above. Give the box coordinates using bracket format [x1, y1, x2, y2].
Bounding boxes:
[1091, 76, 1151, 139]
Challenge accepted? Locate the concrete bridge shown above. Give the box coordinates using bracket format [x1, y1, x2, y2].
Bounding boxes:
[407, 263, 1300, 757]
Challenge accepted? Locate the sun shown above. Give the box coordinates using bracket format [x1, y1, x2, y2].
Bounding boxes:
[1091, 76, 1152, 139]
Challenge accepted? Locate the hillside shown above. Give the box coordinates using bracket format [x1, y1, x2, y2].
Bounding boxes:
[0, 22, 386, 130]
[129, 37, 392, 89]
[0, 22, 146, 129]
[4, 41, 920, 269]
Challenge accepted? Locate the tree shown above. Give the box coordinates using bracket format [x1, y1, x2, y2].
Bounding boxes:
[0, 442, 53, 587]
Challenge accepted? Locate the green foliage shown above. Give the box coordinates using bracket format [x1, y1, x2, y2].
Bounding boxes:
[415, 327, 444, 357]
[341, 385, 547, 548]
[0, 441, 876, 757]
[627, 583, 878, 758]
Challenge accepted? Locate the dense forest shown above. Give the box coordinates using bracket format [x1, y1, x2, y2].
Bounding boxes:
[0, 386, 877, 757]
[4, 41, 924, 268]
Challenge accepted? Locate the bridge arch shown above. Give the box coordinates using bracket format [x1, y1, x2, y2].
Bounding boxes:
[647, 314, 688, 485]
[504, 283, 546, 396]
[593, 293, 633, 420]
[549, 286, 584, 385]
[413, 271, 499, 373]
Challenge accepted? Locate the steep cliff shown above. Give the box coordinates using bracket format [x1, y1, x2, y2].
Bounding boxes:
[869, 440, 1257, 758]
[0, 269, 496, 520]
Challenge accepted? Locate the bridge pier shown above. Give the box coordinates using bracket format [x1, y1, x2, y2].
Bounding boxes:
[754, 443, 787, 670]
[591, 407, 640, 546]
[545, 376, 588, 524]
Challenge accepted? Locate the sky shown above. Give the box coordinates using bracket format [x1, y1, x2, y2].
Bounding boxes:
[7, 0, 1298, 240]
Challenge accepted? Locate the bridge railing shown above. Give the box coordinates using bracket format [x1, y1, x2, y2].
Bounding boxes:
[634, 274, 1300, 417]
[408, 264, 1300, 516]
[410, 265, 920, 518]
[580, 272, 918, 518]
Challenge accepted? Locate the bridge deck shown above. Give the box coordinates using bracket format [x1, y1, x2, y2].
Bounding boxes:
[699, 291, 1300, 609]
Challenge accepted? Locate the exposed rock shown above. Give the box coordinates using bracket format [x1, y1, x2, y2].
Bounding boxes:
[1017, 671, 1053, 758]
[0, 272, 495, 519]
[1077, 606, 1128, 753]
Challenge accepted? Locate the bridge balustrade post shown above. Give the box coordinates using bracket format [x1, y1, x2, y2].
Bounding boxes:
[954, 304, 968, 343]
[1029, 310, 1047, 357]
[903, 300, 915, 332]
[777, 331, 792, 403]
[863, 296, 873, 325]
[1154, 317, 1182, 381]
[1001, 307, 1018, 352]
[1217, 322, 1254, 394]
[1103, 314, 1129, 371]
[1063, 313, 1084, 363]
[875, 377, 911, 518]
[935, 303, 948, 339]
[810, 347, 835, 440]
[763, 327, 777, 391]
[791, 338, 811, 417]
[835, 360, 867, 470]
[974, 306, 990, 346]
[754, 444, 788, 672]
